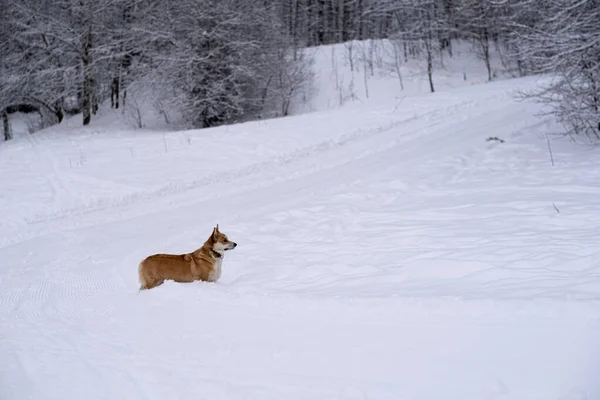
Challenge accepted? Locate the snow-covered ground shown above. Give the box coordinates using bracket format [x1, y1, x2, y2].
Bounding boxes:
[1, 42, 599, 400]
[293, 39, 518, 114]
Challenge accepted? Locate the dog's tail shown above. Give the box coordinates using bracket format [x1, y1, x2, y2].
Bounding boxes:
[138, 260, 147, 293]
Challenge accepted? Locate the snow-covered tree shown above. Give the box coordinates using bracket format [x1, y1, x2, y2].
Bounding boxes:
[512, 0, 600, 139]
[144, 0, 303, 128]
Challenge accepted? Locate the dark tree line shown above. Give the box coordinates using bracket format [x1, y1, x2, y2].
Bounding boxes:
[0, 0, 312, 135]
[1, 0, 598, 140]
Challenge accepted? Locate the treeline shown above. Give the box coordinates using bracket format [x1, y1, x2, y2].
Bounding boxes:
[275, 0, 599, 140]
[1, 0, 598, 140]
[0, 0, 312, 138]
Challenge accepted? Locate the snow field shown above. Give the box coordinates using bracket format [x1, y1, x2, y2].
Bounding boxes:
[1, 42, 599, 400]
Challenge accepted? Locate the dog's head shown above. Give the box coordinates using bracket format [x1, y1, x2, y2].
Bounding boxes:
[210, 224, 237, 252]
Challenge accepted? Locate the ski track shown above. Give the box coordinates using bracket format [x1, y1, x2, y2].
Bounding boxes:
[1, 76, 600, 399]
[0, 88, 509, 247]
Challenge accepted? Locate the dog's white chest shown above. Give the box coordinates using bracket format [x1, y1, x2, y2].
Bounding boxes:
[208, 258, 223, 282]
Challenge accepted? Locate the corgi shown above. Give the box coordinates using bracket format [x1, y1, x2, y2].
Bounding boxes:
[138, 225, 237, 290]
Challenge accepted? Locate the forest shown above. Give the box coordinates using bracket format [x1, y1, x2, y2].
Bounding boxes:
[1, 0, 599, 141]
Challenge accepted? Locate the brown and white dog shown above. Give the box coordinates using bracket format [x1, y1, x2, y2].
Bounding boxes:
[138, 225, 237, 290]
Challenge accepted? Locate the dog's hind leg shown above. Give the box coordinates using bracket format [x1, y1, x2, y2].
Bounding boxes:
[141, 279, 164, 290]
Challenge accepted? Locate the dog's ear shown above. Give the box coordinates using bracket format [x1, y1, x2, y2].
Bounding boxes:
[216, 224, 219, 232]
[212, 226, 218, 240]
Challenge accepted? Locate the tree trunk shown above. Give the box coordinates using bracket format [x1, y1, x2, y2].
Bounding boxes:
[306, 0, 314, 46]
[357, 0, 364, 39]
[288, 0, 296, 43]
[111, 77, 120, 109]
[427, 53, 434, 93]
[336, 0, 344, 43]
[294, 0, 301, 48]
[481, 28, 491, 82]
[317, 0, 325, 44]
[2, 109, 11, 141]
[82, 27, 92, 126]
[426, 30, 434, 93]
[91, 77, 98, 115]
[54, 99, 64, 123]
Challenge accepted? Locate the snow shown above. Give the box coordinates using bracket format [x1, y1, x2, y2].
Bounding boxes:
[1, 41, 599, 400]
[5, 111, 43, 140]
[293, 40, 518, 114]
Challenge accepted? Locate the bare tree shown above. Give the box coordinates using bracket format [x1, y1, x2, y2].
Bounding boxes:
[385, 0, 447, 93]
[513, 0, 600, 139]
[454, 0, 504, 82]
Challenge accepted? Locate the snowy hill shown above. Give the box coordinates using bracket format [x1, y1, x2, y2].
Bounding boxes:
[293, 39, 517, 114]
[1, 42, 599, 400]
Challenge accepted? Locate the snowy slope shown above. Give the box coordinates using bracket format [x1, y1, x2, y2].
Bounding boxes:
[294, 40, 518, 114]
[1, 44, 600, 400]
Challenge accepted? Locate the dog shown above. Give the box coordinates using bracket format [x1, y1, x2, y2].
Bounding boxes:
[138, 225, 237, 290]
